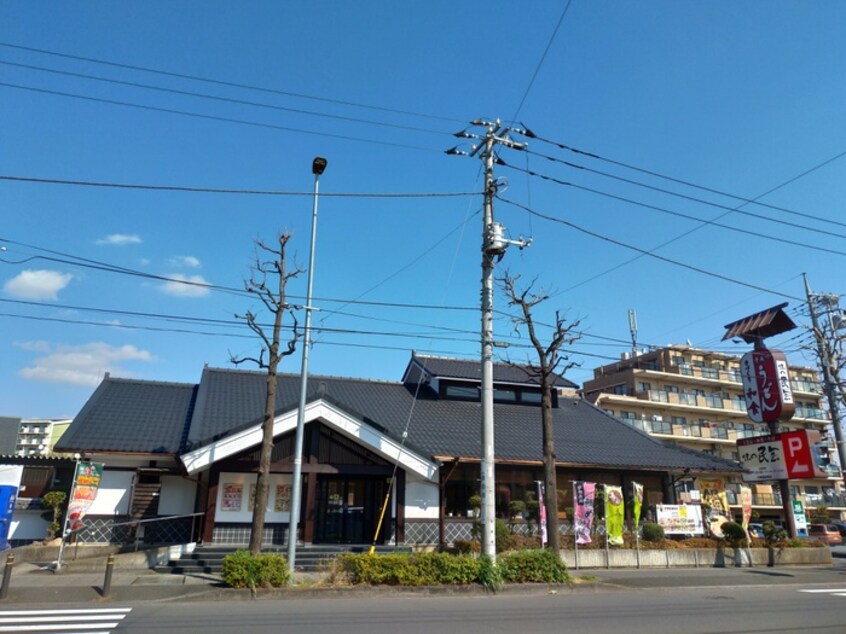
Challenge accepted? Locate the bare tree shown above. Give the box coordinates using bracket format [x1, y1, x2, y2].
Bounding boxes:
[231, 233, 301, 555]
[500, 272, 581, 554]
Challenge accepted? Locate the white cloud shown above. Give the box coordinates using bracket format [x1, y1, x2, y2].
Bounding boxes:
[169, 255, 201, 268]
[4, 269, 73, 300]
[14, 340, 51, 353]
[161, 274, 211, 297]
[18, 342, 155, 387]
[96, 233, 142, 246]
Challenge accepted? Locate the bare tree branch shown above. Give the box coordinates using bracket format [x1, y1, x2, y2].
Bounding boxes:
[497, 269, 583, 554]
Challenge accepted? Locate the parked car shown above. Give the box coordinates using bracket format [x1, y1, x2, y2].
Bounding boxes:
[807, 523, 844, 545]
[831, 522, 846, 538]
[748, 523, 765, 538]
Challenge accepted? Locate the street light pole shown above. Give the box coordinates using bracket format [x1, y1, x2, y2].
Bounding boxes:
[288, 156, 327, 576]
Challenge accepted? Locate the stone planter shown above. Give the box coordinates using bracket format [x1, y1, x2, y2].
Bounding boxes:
[562, 546, 832, 569]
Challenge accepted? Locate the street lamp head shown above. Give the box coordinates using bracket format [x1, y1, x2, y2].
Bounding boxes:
[312, 157, 328, 175]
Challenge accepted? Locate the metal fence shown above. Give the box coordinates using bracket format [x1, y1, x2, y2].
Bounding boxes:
[71, 513, 203, 548]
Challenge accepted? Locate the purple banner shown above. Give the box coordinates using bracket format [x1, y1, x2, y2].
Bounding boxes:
[573, 481, 596, 545]
[537, 481, 548, 547]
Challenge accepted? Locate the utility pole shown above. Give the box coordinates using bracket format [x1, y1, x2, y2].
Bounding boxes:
[447, 120, 528, 561]
[803, 274, 846, 474]
[288, 157, 327, 575]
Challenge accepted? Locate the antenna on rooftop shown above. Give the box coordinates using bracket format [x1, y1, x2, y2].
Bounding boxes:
[628, 309, 638, 357]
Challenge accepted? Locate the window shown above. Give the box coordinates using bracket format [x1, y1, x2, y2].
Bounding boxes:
[520, 391, 542, 404]
[444, 385, 478, 400]
[671, 416, 686, 426]
[620, 411, 637, 420]
[637, 382, 651, 392]
[665, 385, 679, 393]
[671, 355, 686, 366]
[493, 388, 517, 403]
[610, 384, 627, 395]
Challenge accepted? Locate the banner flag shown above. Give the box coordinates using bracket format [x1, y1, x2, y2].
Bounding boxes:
[67, 462, 104, 533]
[697, 477, 731, 538]
[632, 482, 644, 528]
[740, 486, 753, 532]
[605, 485, 625, 546]
[573, 481, 596, 544]
[536, 480, 548, 547]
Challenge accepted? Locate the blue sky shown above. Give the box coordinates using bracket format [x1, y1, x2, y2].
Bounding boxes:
[2, 2, 845, 418]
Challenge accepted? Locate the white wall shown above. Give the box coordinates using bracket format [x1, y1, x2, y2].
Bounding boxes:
[404, 477, 439, 519]
[158, 476, 197, 516]
[216, 472, 292, 523]
[87, 470, 132, 516]
[9, 509, 48, 541]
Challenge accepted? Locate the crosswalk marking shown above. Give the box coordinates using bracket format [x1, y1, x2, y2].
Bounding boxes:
[0, 607, 130, 633]
[798, 588, 846, 597]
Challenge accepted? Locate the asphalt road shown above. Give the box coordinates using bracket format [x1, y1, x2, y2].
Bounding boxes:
[98, 581, 846, 634]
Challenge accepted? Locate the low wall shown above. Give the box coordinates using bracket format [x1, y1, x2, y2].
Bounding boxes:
[562, 546, 832, 569]
[4, 542, 197, 572]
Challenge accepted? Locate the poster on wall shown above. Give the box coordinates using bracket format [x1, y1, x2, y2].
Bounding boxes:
[275, 484, 292, 512]
[221, 483, 243, 512]
[656, 504, 705, 535]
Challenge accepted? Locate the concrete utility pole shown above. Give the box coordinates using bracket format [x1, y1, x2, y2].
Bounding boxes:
[803, 273, 846, 473]
[447, 120, 528, 561]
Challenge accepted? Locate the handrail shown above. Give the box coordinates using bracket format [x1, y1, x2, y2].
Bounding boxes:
[90, 511, 204, 530]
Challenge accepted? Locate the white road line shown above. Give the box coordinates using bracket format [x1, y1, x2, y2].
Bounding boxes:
[0, 624, 120, 632]
[0, 607, 131, 633]
[0, 609, 131, 616]
[0, 615, 127, 623]
[798, 588, 846, 593]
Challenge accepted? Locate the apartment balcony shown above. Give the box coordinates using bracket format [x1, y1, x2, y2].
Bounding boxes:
[795, 405, 827, 420]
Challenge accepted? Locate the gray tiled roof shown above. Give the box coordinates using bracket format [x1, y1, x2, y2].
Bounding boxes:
[0, 417, 21, 455]
[60, 366, 739, 473]
[410, 353, 578, 389]
[54, 378, 196, 454]
[187, 367, 737, 473]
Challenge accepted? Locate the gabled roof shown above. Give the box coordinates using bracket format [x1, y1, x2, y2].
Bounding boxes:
[61, 363, 739, 474]
[407, 352, 578, 389]
[55, 377, 196, 454]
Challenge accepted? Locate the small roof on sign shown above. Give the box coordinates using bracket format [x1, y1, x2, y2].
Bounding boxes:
[722, 302, 796, 343]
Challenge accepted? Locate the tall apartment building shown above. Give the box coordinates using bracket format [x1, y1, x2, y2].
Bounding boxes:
[582, 345, 845, 522]
[0, 417, 72, 456]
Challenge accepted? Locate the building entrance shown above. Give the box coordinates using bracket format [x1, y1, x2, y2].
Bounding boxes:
[314, 476, 387, 544]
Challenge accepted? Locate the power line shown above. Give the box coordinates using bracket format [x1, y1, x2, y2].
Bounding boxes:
[496, 196, 804, 302]
[0, 81, 440, 153]
[0, 175, 477, 198]
[528, 132, 846, 230]
[0, 41, 465, 125]
[504, 163, 846, 258]
[510, 0, 575, 121]
[523, 148, 846, 240]
[0, 59, 448, 136]
[0, 237, 482, 312]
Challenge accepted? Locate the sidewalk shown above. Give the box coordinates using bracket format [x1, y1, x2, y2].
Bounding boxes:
[0, 558, 842, 606]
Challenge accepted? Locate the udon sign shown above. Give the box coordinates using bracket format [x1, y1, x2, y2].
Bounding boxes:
[739, 349, 795, 424]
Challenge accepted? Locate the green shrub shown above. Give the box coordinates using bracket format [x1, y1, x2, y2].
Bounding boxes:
[762, 521, 787, 546]
[721, 521, 747, 548]
[335, 553, 480, 586]
[452, 539, 478, 555]
[641, 522, 664, 542]
[221, 550, 290, 589]
[40, 491, 67, 540]
[498, 549, 569, 583]
[495, 518, 510, 553]
[477, 555, 502, 592]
